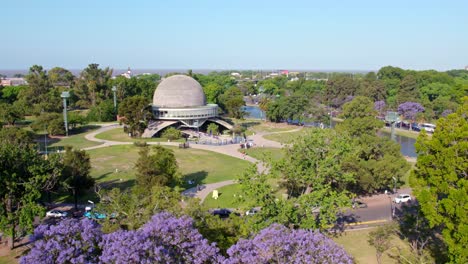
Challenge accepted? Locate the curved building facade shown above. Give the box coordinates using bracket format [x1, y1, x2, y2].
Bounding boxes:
[142, 75, 231, 138]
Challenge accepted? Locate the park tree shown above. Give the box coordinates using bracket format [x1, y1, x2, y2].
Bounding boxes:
[398, 102, 425, 126]
[48, 67, 74, 87]
[219, 86, 245, 119]
[31, 112, 65, 135]
[203, 82, 224, 103]
[21, 65, 62, 114]
[0, 85, 27, 103]
[344, 134, 410, 194]
[135, 145, 179, 190]
[226, 224, 353, 264]
[337, 96, 384, 137]
[0, 133, 51, 249]
[325, 75, 359, 108]
[161, 127, 182, 140]
[377, 66, 406, 80]
[0, 102, 24, 126]
[61, 147, 94, 210]
[86, 99, 116, 122]
[20, 218, 103, 264]
[100, 212, 223, 263]
[358, 72, 386, 101]
[368, 224, 396, 264]
[396, 75, 420, 104]
[412, 101, 468, 263]
[206, 122, 219, 135]
[23, 65, 51, 106]
[118, 95, 151, 137]
[374, 100, 386, 116]
[73, 64, 112, 108]
[239, 129, 356, 230]
[96, 185, 183, 232]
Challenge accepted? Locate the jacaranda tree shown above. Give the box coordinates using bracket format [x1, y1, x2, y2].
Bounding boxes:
[226, 224, 353, 264]
[21, 212, 353, 263]
[100, 212, 223, 264]
[20, 218, 102, 264]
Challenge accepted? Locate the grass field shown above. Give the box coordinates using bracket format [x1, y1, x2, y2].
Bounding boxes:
[202, 184, 245, 209]
[48, 125, 103, 149]
[263, 129, 308, 143]
[333, 228, 411, 264]
[94, 127, 185, 143]
[242, 147, 284, 163]
[88, 145, 251, 190]
[33, 125, 104, 150]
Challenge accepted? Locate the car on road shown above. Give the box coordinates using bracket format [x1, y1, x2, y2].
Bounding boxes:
[245, 208, 258, 216]
[352, 200, 368, 209]
[84, 211, 107, 220]
[46, 210, 68, 218]
[394, 194, 412, 204]
[212, 209, 232, 218]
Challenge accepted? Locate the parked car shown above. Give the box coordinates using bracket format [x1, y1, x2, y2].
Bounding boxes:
[352, 200, 368, 209]
[411, 123, 421, 131]
[420, 123, 436, 133]
[394, 194, 412, 204]
[245, 208, 258, 216]
[84, 211, 107, 220]
[212, 209, 231, 218]
[46, 210, 68, 218]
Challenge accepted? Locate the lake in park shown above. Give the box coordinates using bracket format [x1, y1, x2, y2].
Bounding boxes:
[242, 105, 417, 158]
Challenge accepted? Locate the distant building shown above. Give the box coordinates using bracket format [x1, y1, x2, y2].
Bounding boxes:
[230, 72, 241, 77]
[280, 70, 289, 77]
[120, 67, 133, 79]
[0, 78, 26, 86]
[465, 65, 468, 71]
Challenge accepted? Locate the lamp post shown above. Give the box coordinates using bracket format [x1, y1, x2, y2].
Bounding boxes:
[392, 176, 397, 194]
[112, 86, 117, 110]
[61, 91, 70, 136]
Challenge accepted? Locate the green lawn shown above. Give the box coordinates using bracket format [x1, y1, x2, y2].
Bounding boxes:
[36, 125, 103, 150]
[263, 129, 308, 143]
[94, 127, 184, 143]
[242, 147, 284, 163]
[202, 184, 245, 209]
[333, 228, 411, 264]
[88, 145, 251, 190]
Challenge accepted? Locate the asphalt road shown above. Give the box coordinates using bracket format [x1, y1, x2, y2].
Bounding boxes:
[339, 188, 414, 229]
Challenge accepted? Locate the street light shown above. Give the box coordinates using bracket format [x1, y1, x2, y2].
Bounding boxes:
[392, 176, 397, 194]
[60, 91, 70, 136]
[111, 86, 117, 110]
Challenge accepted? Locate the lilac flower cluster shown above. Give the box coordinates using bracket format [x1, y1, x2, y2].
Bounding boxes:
[374, 100, 386, 112]
[398, 102, 425, 120]
[100, 212, 223, 263]
[22, 213, 353, 264]
[226, 224, 353, 264]
[20, 218, 102, 264]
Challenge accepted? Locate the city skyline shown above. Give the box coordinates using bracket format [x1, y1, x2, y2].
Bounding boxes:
[1, 0, 467, 71]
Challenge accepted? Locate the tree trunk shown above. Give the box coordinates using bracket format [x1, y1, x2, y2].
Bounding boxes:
[6, 198, 15, 249]
[9, 226, 15, 250]
[73, 189, 78, 210]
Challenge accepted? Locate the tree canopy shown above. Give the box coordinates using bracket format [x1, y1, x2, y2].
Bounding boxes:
[412, 100, 468, 263]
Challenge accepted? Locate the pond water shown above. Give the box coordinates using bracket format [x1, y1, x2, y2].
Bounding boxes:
[242, 105, 265, 119]
[243, 105, 417, 158]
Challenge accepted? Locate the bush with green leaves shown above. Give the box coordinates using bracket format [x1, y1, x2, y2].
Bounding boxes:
[161, 127, 182, 140]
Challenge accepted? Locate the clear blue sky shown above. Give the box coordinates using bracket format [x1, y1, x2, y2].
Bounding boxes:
[2, 0, 467, 71]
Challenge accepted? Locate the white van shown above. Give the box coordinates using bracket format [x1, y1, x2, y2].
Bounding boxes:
[420, 123, 436, 133]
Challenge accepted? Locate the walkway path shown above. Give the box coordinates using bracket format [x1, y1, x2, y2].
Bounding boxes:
[81, 124, 298, 202]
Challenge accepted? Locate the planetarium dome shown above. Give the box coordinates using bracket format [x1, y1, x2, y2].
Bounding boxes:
[153, 75, 206, 108]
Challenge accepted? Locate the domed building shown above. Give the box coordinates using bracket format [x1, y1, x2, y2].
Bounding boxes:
[142, 75, 232, 138]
